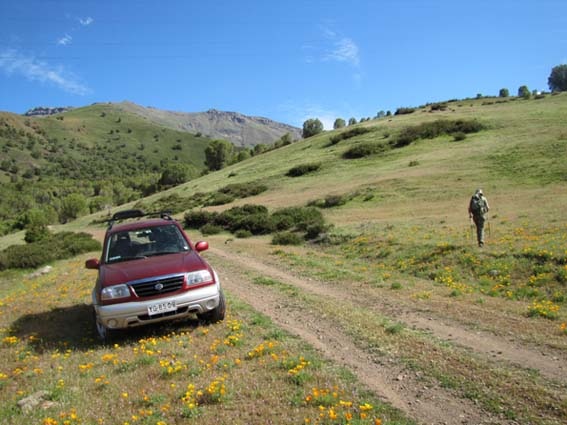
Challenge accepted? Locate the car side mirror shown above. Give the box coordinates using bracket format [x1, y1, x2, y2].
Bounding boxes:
[85, 258, 100, 269]
[195, 241, 209, 252]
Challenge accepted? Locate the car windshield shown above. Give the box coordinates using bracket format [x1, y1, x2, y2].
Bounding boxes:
[105, 224, 190, 263]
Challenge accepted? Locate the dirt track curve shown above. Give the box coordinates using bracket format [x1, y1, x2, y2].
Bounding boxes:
[206, 245, 567, 425]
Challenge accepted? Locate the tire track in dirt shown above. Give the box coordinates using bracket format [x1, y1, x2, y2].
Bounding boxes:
[209, 247, 566, 384]
[208, 247, 518, 425]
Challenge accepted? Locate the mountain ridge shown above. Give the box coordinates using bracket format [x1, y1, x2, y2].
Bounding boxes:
[23, 101, 302, 147]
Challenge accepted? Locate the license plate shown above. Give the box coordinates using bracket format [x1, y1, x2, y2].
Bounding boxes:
[147, 300, 177, 316]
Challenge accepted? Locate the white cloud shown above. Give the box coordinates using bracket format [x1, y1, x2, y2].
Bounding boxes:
[0, 49, 90, 95]
[324, 37, 360, 67]
[79, 17, 94, 26]
[57, 34, 73, 46]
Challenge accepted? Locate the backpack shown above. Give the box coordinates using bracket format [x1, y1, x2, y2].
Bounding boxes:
[470, 195, 486, 216]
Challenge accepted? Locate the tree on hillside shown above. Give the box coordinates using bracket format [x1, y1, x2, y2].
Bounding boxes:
[159, 163, 195, 187]
[348, 117, 357, 126]
[548, 64, 567, 92]
[499, 88, 509, 97]
[59, 193, 88, 223]
[204, 139, 234, 171]
[302, 118, 324, 138]
[518, 85, 531, 99]
[333, 118, 346, 129]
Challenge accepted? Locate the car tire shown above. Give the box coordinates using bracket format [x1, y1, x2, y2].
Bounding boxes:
[93, 310, 114, 343]
[198, 290, 226, 323]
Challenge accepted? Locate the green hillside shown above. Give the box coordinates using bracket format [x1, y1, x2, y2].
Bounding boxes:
[2, 93, 567, 424]
[0, 103, 213, 232]
[116, 92, 567, 227]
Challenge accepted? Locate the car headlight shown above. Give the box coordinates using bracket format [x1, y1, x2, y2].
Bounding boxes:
[186, 270, 213, 285]
[101, 284, 130, 300]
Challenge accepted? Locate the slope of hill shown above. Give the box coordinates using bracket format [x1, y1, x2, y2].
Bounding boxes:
[113, 101, 302, 147]
[0, 103, 216, 229]
[2, 93, 567, 424]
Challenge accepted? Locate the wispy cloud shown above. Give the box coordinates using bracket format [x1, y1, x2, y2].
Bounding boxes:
[323, 37, 360, 67]
[304, 26, 361, 69]
[0, 49, 90, 95]
[56, 16, 94, 46]
[79, 17, 94, 26]
[57, 34, 73, 46]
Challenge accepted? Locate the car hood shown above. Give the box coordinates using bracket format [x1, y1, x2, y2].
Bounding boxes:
[99, 252, 210, 287]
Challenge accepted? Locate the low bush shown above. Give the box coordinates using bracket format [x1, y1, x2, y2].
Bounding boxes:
[184, 210, 219, 229]
[308, 194, 348, 208]
[286, 163, 321, 177]
[329, 127, 373, 145]
[205, 192, 235, 206]
[200, 223, 223, 235]
[394, 107, 417, 115]
[272, 232, 303, 245]
[271, 207, 325, 234]
[235, 229, 252, 238]
[218, 181, 268, 198]
[453, 132, 467, 141]
[0, 232, 101, 271]
[392, 119, 485, 148]
[342, 143, 385, 159]
[184, 204, 328, 242]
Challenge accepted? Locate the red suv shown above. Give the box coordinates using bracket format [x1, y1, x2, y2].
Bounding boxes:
[85, 210, 225, 341]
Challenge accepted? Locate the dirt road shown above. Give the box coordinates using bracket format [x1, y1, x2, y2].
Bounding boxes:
[207, 245, 567, 425]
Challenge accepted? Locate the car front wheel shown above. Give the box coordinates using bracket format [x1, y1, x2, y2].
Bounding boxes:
[198, 290, 226, 323]
[94, 309, 115, 343]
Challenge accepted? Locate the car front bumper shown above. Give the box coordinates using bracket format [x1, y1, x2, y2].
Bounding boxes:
[93, 281, 221, 330]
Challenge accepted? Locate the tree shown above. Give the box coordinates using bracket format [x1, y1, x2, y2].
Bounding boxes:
[499, 88, 509, 97]
[333, 118, 346, 129]
[159, 163, 194, 187]
[23, 208, 52, 243]
[348, 117, 357, 126]
[302, 118, 324, 138]
[204, 139, 234, 171]
[548, 64, 567, 92]
[59, 193, 87, 223]
[518, 85, 530, 99]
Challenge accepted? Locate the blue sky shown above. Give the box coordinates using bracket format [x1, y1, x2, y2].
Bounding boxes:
[1, 1, 566, 129]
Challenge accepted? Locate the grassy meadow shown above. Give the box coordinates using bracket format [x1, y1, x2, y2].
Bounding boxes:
[0, 255, 404, 425]
[1, 92, 567, 424]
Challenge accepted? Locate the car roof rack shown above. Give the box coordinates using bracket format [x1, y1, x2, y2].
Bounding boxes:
[107, 209, 173, 229]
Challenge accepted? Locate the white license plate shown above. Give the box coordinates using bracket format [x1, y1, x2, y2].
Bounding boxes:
[147, 300, 177, 316]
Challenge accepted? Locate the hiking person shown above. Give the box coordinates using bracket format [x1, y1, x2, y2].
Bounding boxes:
[468, 188, 490, 247]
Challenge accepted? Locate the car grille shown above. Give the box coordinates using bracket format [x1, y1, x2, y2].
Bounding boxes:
[131, 275, 185, 298]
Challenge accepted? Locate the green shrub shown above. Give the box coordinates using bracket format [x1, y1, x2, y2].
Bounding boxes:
[272, 232, 303, 246]
[329, 127, 373, 145]
[200, 223, 223, 235]
[216, 205, 272, 235]
[286, 162, 321, 177]
[323, 194, 347, 208]
[0, 232, 101, 271]
[218, 182, 268, 198]
[235, 229, 252, 238]
[394, 107, 416, 115]
[24, 224, 51, 243]
[453, 132, 467, 141]
[392, 119, 484, 148]
[342, 143, 385, 159]
[271, 207, 324, 233]
[184, 210, 219, 229]
[206, 192, 235, 206]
